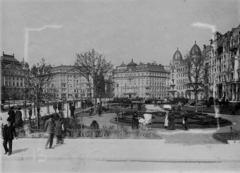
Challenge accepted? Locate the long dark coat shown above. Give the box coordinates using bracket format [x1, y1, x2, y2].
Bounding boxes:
[55, 118, 64, 136]
[2, 124, 17, 140]
[132, 113, 139, 130]
[15, 110, 22, 125]
[8, 110, 15, 123]
[167, 111, 175, 130]
[58, 102, 62, 111]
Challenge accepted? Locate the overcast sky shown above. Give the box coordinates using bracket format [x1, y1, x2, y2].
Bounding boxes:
[1, 0, 240, 68]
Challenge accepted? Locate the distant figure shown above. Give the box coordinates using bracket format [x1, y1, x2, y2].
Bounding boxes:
[15, 107, 23, 127]
[130, 102, 133, 109]
[164, 110, 169, 129]
[81, 101, 84, 109]
[2, 117, 18, 156]
[97, 103, 102, 117]
[8, 107, 15, 124]
[181, 110, 188, 130]
[132, 112, 139, 130]
[167, 108, 175, 130]
[44, 115, 55, 149]
[138, 103, 141, 110]
[70, 103, 75, 118]
[89, 107, 94, 118]
[55, 114, 64, 144]
[53, 102, 58, 114]
[58, 102, 62, 112]
[28, 105, 32, 120]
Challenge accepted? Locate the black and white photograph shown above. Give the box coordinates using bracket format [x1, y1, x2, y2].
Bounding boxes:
[1, 0, 240, 172]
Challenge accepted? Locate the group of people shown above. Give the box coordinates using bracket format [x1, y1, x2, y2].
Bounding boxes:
[164, 104, 188, 131]
[7, 107, 23, 127]
[53, 101, 76, 118]
[2, 106, 23, 156]
[44, 114, 65, 149]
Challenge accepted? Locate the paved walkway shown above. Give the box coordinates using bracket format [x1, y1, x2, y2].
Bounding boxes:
[1, 138, 240, 162]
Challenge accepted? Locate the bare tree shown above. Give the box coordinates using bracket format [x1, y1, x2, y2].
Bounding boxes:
[185, 52, 207, 111]
[27, 58, 54, 128]
[74, 49, 113, 112]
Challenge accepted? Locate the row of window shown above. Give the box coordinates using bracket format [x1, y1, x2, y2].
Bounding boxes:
[4, 81, 23, 87]
[115, 72, 168, 77]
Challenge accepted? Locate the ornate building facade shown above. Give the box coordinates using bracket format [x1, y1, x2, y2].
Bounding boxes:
[1, 52, 29, 100]
[50, 65, 93, 100]
[168, 43, 205, 100]
[169, 24, 240, 102]
[113, 60, 169, 98]
[210, 24, 240, 102]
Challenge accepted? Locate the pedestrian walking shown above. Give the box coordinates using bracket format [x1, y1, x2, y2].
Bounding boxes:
[44, 115, 55, 149]
[97, 103, 102, 117]
[58, 102, 62, 112]
[181, 110, 188, 130]
[15, 107, 23, 127]
[70, 103, 75, 118]
[53, 102, 58, 114]
[167, 108, 175, 130]
[8, 107, 15, 124]
[164, 110, 169, 129]
[2, 117, 18, 156]
[55, 114, 64, 144]
[132, 112, 139, 130]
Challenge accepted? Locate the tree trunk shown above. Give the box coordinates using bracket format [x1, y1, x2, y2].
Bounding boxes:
[195, 91, 198, 112]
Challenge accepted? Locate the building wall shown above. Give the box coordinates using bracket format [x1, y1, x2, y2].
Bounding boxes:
[113, 61, 169, 98]
[50, 65, 93, 100]
[169, 24, 240, 102]
[1, 53, 29, 100]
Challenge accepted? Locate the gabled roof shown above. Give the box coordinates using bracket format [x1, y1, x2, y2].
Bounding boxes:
[1, 52, 21, 66]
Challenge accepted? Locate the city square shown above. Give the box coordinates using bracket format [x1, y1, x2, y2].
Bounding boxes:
[1, 0, 240, 173]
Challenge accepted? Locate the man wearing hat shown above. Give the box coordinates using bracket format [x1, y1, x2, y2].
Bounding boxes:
[2, 117, 18, 156]
[8, 107, 15, 124]
[44, 115, 55, 149]
[15, 107, 23, 127]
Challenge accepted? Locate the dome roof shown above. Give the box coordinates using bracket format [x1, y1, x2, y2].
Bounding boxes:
[120, 61, 126, 67]
[172, 48, 182, 61]
[190, 41, 202, 56]
[21, 59, 29, 68]
[127, 59, 137, 66]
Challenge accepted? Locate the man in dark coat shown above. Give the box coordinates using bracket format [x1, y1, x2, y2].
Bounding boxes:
[15, 107, 23, 127]
[70, 103, 75, 118]
[44, 115, 55, 149]
[97, 103, 102, 117]
[55, 114, 64, 144]
[2, 117, 18, 156]
[58, 102, 62, 112]
[8, 107, 15, 124]
[132, 112, 139, 130]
